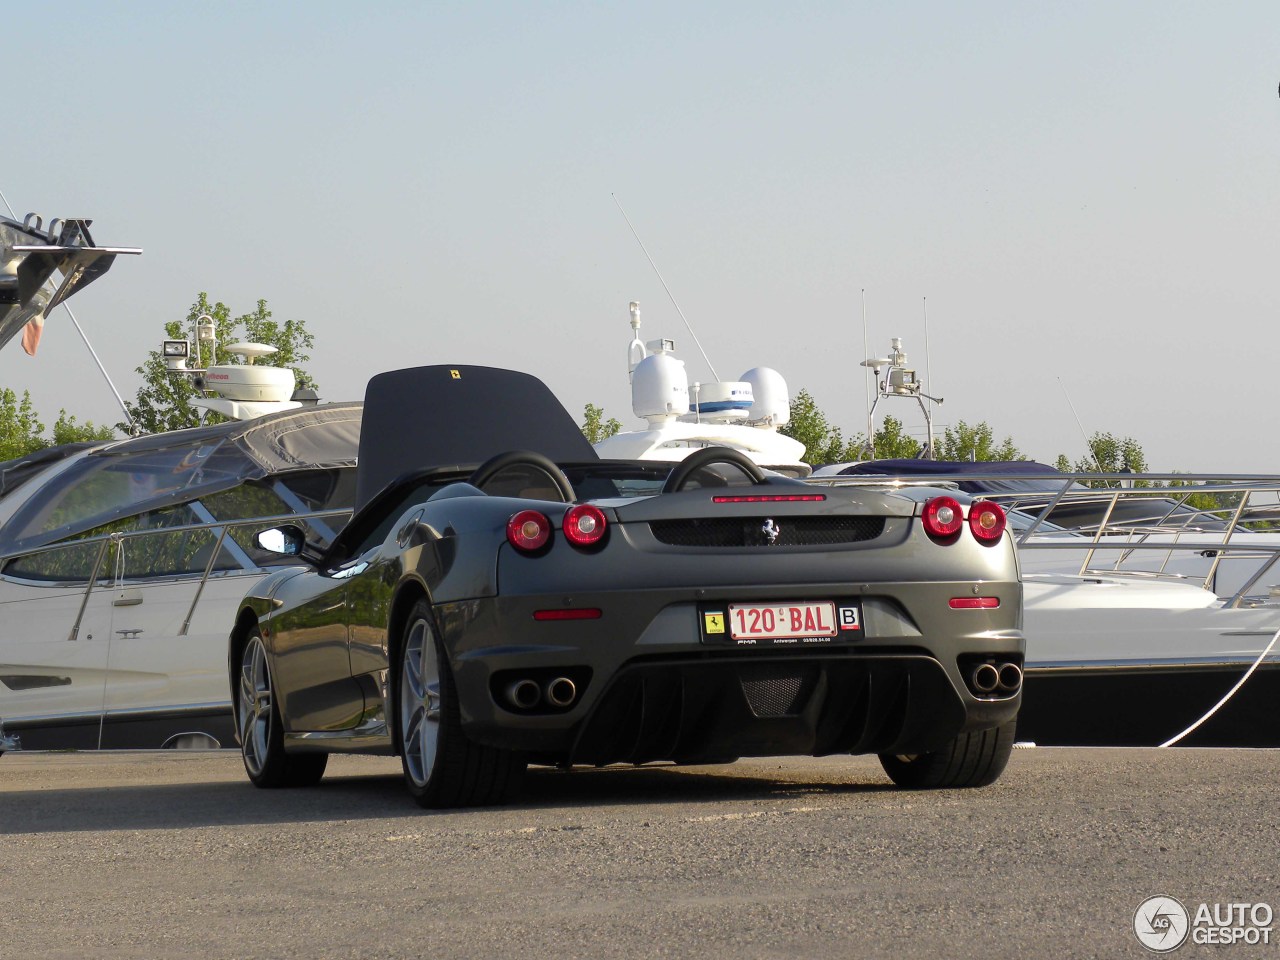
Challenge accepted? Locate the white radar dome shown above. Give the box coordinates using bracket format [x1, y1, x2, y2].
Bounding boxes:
[740, 367, 790, 425]
[224, 341, 278, 361]
[203, 363, 296, 402]
[632, 352, 690, 421]
[688, 381, 754, 422]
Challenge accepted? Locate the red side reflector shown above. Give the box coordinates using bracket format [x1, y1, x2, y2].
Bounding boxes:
[533, 608, 603, 621]
[949, 597, 1000, 609]
[711, 494, 826, 503]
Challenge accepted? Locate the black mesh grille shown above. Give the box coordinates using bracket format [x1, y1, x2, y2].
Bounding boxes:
[741, 672, 808, 717]
[649, 516, 885, 547]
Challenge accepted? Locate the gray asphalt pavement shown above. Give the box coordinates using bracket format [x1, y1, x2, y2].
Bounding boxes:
[1, 747, 1277, 960]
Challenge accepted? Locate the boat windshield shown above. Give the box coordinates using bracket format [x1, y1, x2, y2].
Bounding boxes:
[0, 403, 361, 557]
[0, 452, 356, 559]
[0, 440, 246, 553]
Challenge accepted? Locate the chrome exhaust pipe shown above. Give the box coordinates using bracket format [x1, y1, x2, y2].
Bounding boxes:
[505, 678, 541, 710]
[971, 662, 1000, 695]
[997, 663, 1023, 693]
[544, 676, 577, 708]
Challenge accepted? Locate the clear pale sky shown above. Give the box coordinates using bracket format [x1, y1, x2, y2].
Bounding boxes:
[2, 2, 1276, 472]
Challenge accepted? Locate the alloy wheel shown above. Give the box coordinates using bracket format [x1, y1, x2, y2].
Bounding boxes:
[239, 636, 273, 778]
[400, 617, 443, 787]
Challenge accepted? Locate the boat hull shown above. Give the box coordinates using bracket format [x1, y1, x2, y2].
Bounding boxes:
[1021, 574, 1280, 746]
[0, 704, 233, 750]
[1019, 663, 1280, 747]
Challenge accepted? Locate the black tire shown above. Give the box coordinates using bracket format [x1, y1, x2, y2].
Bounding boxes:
[879, 720, 1016, 789]
[396, 599, 524, 808]
[237, 629, 328, 788]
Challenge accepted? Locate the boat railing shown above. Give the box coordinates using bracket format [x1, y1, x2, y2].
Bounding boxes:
[808, 470, 1280, 606]
[0, 507, 353, 638]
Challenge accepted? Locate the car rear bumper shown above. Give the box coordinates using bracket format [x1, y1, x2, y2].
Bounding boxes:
[437, 580, 1023, 762]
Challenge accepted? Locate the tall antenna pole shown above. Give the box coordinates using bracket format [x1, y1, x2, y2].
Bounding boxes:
[0, 185, 137, 434]
[861, 289, 873, 457]
[922, 297, 934, 458]
[922, 298, 934, 396]
[1058, 376, 1101, 471]
[612, 193, 719, 380]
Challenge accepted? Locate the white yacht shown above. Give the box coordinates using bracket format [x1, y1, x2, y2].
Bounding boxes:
[591, 302, 808, 476]
[0, 323, 361, 750]
[812, 462, 1280, 746]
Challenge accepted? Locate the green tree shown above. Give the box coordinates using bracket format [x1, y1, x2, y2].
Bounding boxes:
[123, 293, 317, 434]
[239, 298, 317, 392]
[580, 403, 622, 443]
[51, 410, 115, 446]
[935, 421, 1022, 462]
[1, 389, 116, 461]
[0, 388, 45, 461]
[1166, 474, 1237, 526]
[781, 389, 864, 465]
[1057, 432, 1149, 487]
[870, 414, 922, 460]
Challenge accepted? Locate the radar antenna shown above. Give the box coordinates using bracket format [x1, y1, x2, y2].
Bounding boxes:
[860, 336, 943, 459]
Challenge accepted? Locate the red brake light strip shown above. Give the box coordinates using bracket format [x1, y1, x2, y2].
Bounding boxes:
[712, 494, 826, 503]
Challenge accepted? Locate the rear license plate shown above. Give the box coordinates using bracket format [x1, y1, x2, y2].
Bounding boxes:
[701, 602, 861, 647]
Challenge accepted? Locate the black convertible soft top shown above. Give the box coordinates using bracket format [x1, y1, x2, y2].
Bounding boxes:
[355, 365, 598, 508]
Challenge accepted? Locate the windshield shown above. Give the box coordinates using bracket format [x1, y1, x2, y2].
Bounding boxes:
[1, 473, 357, 582]
[0, 440, 245, 553]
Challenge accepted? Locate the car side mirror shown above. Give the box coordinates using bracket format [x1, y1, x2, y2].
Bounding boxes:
[256, 525, 307, 557]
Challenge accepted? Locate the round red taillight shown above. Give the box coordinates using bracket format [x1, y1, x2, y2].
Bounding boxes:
[968, 500, 1007, 543]
[922, 496, 964, 540]
[507, 510, 551, 552]
[563, 504, 607, 548]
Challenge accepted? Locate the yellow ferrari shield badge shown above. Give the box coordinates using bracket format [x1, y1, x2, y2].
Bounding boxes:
[703, 611, 725, 635]
[450, 369, 461, 379]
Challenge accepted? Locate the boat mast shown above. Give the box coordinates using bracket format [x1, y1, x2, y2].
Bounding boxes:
[922, 297, 935, 458]
[861, 289, 873, 457]
[612, 193, 718, 380]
